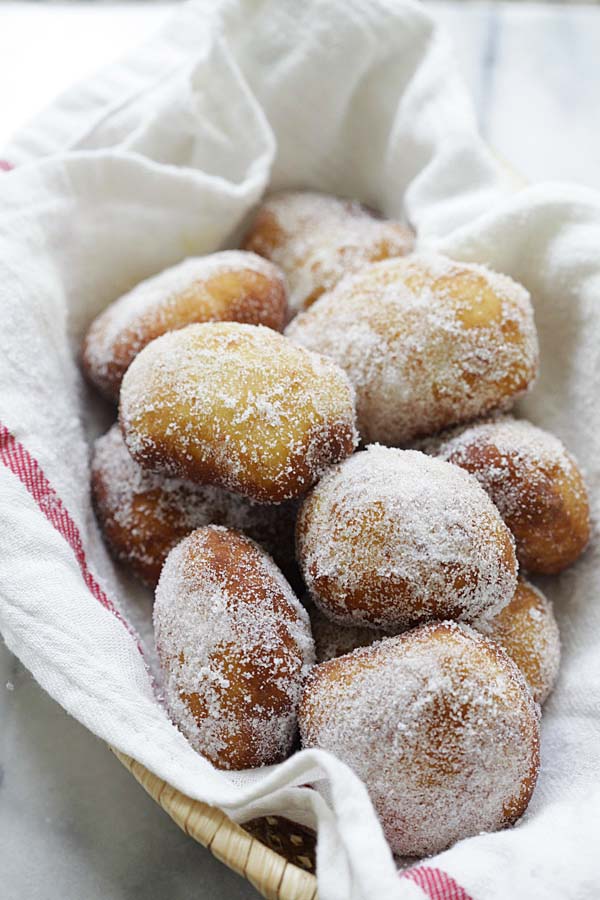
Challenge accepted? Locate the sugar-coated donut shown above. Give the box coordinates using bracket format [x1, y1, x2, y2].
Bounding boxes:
[424, 416, 590, 574]
[242, 191, 413, 318]
[307, 600, 394, 663]
[286, 253, 538, 444]
[91, 424, 298, 587]
[82, 251, 287, 400]
[154, 526, 314, 769]
[299, 621, 540, 856]
[120, 322, 358, 503]
[309, 577, 560, 704]
[297, 445, 517, 630]
[473, 577, 560, 705]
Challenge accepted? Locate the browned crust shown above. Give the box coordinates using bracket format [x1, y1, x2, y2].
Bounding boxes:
[92, 426, 301, 587]
[300, 622, 540, 844]
[241, 193, 414, 314]
[82, 264, 287, 402]
[164, 528, 307, 769]
[295, 485, 517, 630]
[91, 454, 186, 587]
[445, 438, 591, 574]
[478, 577, 560, 704]
[121, 407, 357, 505]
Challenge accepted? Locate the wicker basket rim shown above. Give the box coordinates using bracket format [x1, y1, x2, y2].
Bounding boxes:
[111, 748, 318, 900]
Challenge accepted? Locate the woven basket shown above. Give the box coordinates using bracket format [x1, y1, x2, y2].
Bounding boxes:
[112, 749, 318, 899]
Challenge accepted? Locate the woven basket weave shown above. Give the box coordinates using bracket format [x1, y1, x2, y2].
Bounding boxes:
[113, 749, 318, 899]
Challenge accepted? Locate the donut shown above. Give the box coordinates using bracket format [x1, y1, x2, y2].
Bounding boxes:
[154, 525, 314, 769]
[91, 424, 298, 587]
[309, 580, 560, 699]
[286, 253, 538, 444]
[82, 251, 287, 401]
[423, 415, 590, 574]
[307, 600, 394, 663]
[297, 445, 517, 630]
[120, 322, 358, 503]
[299, 621, 540, 856]
[473, 577, 560, 705]
[242, 191, 413, 318]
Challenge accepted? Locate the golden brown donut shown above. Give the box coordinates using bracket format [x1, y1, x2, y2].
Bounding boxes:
[310, 572, 561, 704]
[308, 579, 560, 702]
[286, 253, 539, 444]
[242, 191, 413, 317]
[299, 622, 540, 857]
[82, 251, 287, 400]
[473, 577, 560, 705]
[91, 424, 298, 587]
[297, 445, 517, 631]
[120, 322, 358, 503]
[154, 526, 314, 769]
[427, 416, 590, 574]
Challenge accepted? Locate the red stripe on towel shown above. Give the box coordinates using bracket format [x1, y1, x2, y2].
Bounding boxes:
[0, 160, 13, 171]
[0, 422, 138, 644]
[403, 866, 473, 900]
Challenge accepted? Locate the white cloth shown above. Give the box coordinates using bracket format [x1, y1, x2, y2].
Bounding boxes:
[0, 2, 599, 899]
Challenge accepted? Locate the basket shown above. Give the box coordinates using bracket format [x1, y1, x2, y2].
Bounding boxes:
[112, 749, 318, 900]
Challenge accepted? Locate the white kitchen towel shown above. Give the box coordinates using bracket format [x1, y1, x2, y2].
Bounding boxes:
[0, 2, 599, 899]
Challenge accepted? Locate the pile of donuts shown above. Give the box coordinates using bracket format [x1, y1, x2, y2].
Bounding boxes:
[83, 191, 590, 858]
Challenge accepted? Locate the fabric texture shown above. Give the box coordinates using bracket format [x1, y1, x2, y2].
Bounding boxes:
[1, 2, 599, 898]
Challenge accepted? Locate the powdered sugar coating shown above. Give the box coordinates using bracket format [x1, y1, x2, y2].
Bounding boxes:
[154, 525, 315, 769]
[309, 575, 561, 705]
[425, 415, 590, 573]
[82, 251, 287, 400]
[286, 253, 539, 444]
[91, 424, 298, 586]
[473, 577, 560, 705]
[299, 621, 540, 857]
[120, 322, 358, 502]
[242, 191, 413, 318]
[297, 445, 517, 630]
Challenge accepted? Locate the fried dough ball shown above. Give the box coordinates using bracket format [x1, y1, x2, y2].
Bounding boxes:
[120, 322, 358, 503]
[307, 600, 395, 663]
[425, 416, 590, 574]
[286, 253, 538, 444]
[309, 575, 561, 704]
[91, 424, 298, 587]
[473, 578, 560, 705]
[297, 445, 517, 631]
[309, 579, 560, 703]
[242, 191, 413, 318]
[154, 526, 314, 769]
[82, 251, 287, 400]
[299, 622, 540, 857]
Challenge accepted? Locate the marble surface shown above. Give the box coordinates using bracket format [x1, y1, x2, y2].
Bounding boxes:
[433, 2, 600, 188]
[0, 650, 253, 900]
[1, 4, 599, 899]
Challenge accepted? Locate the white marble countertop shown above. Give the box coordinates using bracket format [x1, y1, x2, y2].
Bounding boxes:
[1, 4, 599, 899]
